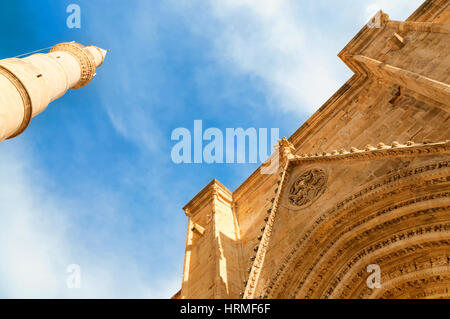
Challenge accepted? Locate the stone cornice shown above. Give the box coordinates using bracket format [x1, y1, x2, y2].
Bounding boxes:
[183, 179, 232, 217]
[338, 11, 390, 75]
[353, 54, 450, 108]
[407, 0, 449, 23]
[291, 141, 450, 165]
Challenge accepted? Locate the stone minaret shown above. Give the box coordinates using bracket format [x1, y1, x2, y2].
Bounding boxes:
[0, 42, 107, 142]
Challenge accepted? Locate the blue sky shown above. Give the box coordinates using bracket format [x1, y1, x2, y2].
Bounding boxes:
[0, 0, 423, 298]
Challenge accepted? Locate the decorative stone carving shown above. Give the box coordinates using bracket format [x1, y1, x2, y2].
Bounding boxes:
[288, 169, 328, 208]
[278, 137, 295, 160]
[50, 42, 96, 89]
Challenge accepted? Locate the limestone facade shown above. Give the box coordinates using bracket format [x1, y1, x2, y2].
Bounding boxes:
[176, 0, 450, 299]
[0, 42, 106, 142]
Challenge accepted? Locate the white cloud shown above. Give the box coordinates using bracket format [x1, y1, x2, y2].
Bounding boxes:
[175, 0, 425, 116]
[0, 143, 177, 298]
[199, 0, 343, 114]
[104, 101, 163, 153]
[91, 0, 425, 146]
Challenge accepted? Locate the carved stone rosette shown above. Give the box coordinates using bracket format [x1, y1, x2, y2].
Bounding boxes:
[287, 168, 328, 209]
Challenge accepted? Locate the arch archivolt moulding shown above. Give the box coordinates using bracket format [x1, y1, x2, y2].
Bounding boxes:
[366, 263, 450, 299]
[323, 232, 450, 299]
[370, 272, 450, 299]
[329, 240, 449, 299]
[293, 213, 450, 299]
[261, 159, 450, 299]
